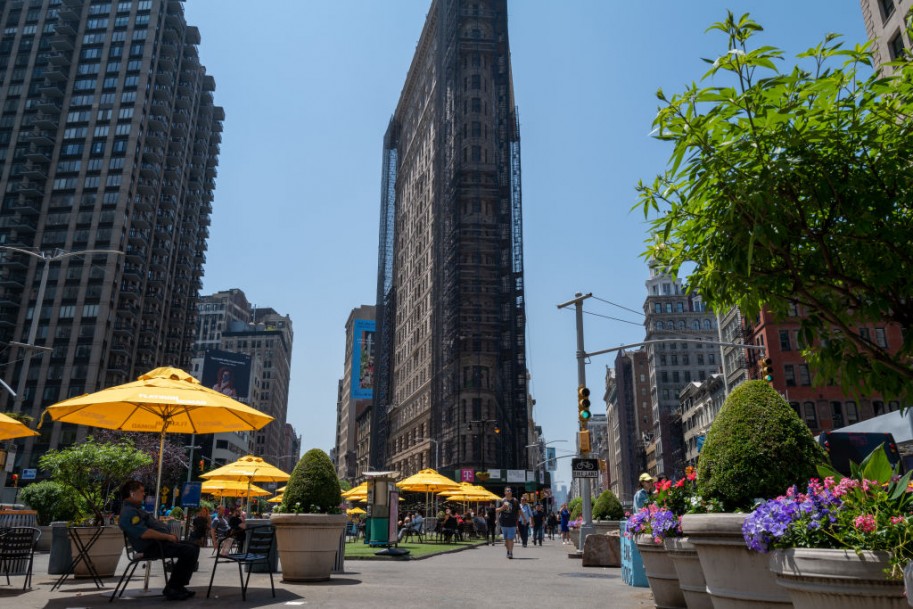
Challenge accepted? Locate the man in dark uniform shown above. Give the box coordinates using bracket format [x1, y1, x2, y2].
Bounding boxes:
[119, 480, 199, 601]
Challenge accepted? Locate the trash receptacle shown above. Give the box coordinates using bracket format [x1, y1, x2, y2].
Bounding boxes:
[47, 522, 72, 575]
[243, 518, 278, 573]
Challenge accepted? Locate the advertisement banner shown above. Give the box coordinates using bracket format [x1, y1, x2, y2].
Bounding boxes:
[545, 447, 557, 472]
[201, 350, 252, 401]
[351, 319, 375, 400]
[180, 482, 202, 508]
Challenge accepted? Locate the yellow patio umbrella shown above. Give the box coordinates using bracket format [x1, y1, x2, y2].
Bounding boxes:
[276, 485, 287, 493]
[346, 507, 366, 515]
[201, 479, 271, 498]
[201, 455, 290, 509]
[341, 482, 367, 499]
[398, 468, 460, 516]
[41, 366, 274, 517]
[0, 412, 39, 441]
[267, 496, 283, 504]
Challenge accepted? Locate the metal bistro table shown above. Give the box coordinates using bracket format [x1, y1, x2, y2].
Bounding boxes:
[51, 526, 106, 591]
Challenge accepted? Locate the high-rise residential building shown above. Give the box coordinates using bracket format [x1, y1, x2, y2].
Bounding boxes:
[193, 288, 251, 352]
[0, 0, 221, 475]
[335, 305, 375, 482]
[372, 0, 527, 478]
[643, 265, 719, 477]
[860, 0, 911, 68]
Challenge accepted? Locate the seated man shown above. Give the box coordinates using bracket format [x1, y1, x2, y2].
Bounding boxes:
[397, 511, 424, 541]
[119, 480, 200, 601]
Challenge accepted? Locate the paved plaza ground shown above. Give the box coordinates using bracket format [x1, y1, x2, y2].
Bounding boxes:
[3, 537, 654, 609]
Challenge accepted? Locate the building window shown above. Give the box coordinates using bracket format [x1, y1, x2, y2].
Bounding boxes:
[779, 330, 791, 351]
[831, 401, 844, 429]
[798, 364, 811, 386]
[784, 364, 796, 387]
[803, 401, 818, 428]
[845, 401, 859, 425]
[879, 0, 896, 21]
[875, 328, 887, 348]
[889, 31, 905, 60]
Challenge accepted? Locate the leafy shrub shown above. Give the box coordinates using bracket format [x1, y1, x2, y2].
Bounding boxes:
[568, 496, 583, 520]
[280, 448, 341, 514]
[18, 480, 81, 525]
[592, 489, 625, 520]
[696, 380, 827, 511]
[39, 437, 152, 524]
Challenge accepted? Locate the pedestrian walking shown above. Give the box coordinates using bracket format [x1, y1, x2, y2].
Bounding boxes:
[546, 511, 558, 540]
[559, 503, 571, 545]
[532, 503, 545, 546]
[485, 502, 497, 545]
[495, 487, 521, 559]
[518, 495, 533, 547]
[634, 473, 655, 510]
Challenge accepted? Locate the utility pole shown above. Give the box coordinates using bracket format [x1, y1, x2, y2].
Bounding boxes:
[557, 292, 595, 549]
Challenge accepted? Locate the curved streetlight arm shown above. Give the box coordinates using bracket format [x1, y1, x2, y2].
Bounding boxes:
[1, 247, 123, 413]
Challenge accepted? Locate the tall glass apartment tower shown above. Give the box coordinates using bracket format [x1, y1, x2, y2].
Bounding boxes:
[373, 0, 527, 478]
[0, 0, 221, 474]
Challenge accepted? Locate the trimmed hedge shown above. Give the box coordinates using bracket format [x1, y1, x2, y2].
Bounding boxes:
[280, 448, 341, 514]
[592, 489, 625, 520]
[696, 380, 827, 511]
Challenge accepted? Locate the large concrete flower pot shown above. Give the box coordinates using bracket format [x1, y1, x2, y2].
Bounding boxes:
[271, 513, 347, 583]
[681, 513, 792, 609]
[665, 537, 712, 609]
[636, 535, 687, 609]
[770, 548, 905, 609]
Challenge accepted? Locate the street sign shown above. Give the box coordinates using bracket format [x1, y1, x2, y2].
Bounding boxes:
[20, 468, 37, 480]
[571, 458, 599, 479]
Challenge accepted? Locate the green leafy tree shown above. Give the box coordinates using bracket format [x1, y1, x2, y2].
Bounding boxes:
[280, 448, 341, 514]
[637, 12, 913, 401]
[17, 480, 81, 525]
[592, 489, 625, 521]
[39, 437, 152, 525]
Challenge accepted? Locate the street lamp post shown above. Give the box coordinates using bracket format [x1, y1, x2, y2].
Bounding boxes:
[1, 246, 123, 414]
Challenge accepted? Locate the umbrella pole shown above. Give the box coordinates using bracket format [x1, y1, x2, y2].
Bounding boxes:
[144, 429, 167, 592]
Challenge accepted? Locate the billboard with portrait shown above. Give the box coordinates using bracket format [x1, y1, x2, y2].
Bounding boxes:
[351, 319, 375, 400]
[201, 350, 252, 401]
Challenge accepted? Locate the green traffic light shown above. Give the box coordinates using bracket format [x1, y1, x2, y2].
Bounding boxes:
[580, 409, 591, 420]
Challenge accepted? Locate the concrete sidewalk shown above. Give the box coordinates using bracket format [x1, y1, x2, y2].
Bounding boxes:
[3, 537, 654, 609]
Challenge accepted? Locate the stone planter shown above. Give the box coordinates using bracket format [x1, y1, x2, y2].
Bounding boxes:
[904, 560, 913, 607]
[770, 548, 905, 609]
[665, 537, 712, 609]
[70, 526, 124, 578]
[636, 535, 686, 609]
[682, 513, 792, 609]
[36, 525, 52, 553]
[271, 513, 347, 583]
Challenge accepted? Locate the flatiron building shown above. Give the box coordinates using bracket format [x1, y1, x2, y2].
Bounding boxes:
[372, 0, 527, 478]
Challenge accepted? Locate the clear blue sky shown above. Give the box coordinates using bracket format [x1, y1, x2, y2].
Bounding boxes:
[183, 1, 868, 489]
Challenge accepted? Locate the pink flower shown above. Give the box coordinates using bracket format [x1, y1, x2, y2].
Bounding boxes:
[853, 514, 876, 533]
[891, 516, 905, 525]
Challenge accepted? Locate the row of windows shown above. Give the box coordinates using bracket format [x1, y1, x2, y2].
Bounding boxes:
[655, 319, 715, 331]
[658, 353, 716, 367]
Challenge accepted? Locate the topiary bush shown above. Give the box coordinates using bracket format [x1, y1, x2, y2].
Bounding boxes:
[696, 380, 827, 511]
[592, 489, 625, 520]
[280, 448, 341, 514]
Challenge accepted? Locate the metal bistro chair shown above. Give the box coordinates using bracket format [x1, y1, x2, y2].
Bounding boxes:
[0, 527, 41, 590]
[207, 524, 275, 601]
[109, 533, 174, 602]
[344, 521, 360, 542]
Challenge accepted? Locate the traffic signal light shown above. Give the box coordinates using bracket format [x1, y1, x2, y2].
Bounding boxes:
[198, 459, 205, 472]
[10, 474, 18, 487]
[761, 357, 774, 382]
[578, 386, 591, 426]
